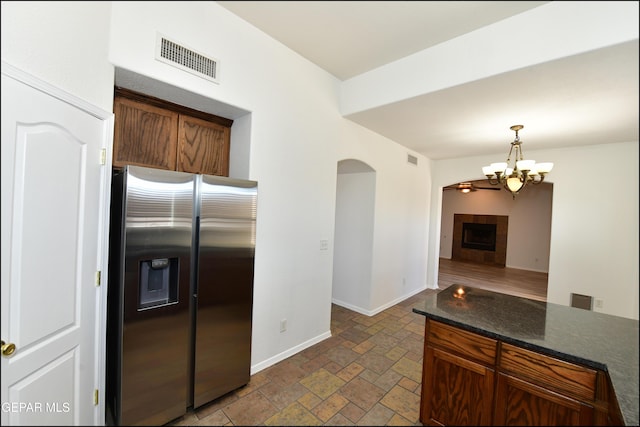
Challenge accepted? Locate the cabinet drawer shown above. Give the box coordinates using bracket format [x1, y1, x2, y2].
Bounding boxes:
[427, 320, 497, 366]
[499, 343, 597, 402]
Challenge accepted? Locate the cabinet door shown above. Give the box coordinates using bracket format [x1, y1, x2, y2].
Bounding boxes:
[422, 346, 495, 426]
[494, 373, 594, 426]
[178, 115, 230, 176]
[113, 96, 178, 170]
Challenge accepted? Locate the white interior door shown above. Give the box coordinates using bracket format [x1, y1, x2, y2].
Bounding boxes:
[1, 64, 111, 426]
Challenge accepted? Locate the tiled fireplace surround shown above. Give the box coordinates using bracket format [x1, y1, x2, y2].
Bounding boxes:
[451, 214, 508, 267]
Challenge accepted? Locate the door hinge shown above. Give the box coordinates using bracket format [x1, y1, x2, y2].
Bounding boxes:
[95, 271, 101, 287]
[100, 148, 106, 165]
[94, 389, 99, 406]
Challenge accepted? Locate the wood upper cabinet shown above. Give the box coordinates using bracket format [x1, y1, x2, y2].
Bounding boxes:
[113, 96, 178, 170]
[113, 88, 232, 176]
[177, 114, 229, 176]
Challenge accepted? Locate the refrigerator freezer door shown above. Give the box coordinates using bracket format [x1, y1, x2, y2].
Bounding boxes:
[193, 175, 257, 408]
[119, 166, 195, 426]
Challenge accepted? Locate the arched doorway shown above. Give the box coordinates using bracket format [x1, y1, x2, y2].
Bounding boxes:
[439, 178, 552, 301]
[332, 159, 376, 312]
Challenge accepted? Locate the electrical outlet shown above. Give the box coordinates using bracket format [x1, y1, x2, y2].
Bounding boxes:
[280, 319, 287, 333]
[594, 298, 604, 309]
[320, 239, 329, 250]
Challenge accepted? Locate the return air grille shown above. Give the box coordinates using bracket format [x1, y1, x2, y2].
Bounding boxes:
[407, 154, 418, 165]
[155, 34, 219, 84]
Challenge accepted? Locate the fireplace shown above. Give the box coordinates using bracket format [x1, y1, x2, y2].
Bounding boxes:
[462, 223, 496, 251]
[452, 214, 508, 266]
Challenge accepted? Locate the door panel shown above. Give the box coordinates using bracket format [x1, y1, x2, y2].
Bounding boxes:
[11, 125, 82, 348]
[118, 166, 193, 426]
[494, 373, 594, 426]
[1, 66, 109, 426]
[9, 351, 75, 426]
[193, 175, 257, 408]
[422, 346, 495, 426]
[178, 115, 230, 176]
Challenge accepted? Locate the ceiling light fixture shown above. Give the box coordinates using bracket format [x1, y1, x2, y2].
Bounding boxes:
[482, 125, 553, 199]
[444, 182, 501, 194]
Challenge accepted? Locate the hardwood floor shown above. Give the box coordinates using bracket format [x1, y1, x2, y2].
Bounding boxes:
[438, 257, 548, 301]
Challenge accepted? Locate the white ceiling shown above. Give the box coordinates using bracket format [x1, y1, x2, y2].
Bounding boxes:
[216, 1, 639, 160]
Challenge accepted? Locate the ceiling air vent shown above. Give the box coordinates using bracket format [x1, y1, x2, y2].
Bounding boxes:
[155, 34, 219, 84]
[407, 154, 418, 166]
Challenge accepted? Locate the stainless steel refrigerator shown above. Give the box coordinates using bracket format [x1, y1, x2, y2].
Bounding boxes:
[106, 165, 257, 426]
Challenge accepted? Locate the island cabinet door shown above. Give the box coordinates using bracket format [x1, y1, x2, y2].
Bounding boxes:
[421, 346, 495, 426]
[494, 373, 594, 426]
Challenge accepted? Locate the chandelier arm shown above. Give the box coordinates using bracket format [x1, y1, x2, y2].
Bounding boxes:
[486, 176, 501, 185]
[531, 174, 547, 185]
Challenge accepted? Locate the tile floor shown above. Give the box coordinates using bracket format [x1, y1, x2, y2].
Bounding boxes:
[168, 289, 437, 426]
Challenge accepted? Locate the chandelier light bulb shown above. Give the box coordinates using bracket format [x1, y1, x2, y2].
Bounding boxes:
[491, 162, 507, 174]
[482, 166, 494, 176]
[516, 159, 535, 172]
[535, 162, 554, 174]
[506, 176, 524, 193]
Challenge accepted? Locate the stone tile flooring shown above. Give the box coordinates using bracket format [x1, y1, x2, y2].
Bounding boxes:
[167, 289, 437, 426]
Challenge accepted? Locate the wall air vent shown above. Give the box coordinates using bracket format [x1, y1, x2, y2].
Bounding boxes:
[155, 34, 219, 84]
[407, 154, 418, 165]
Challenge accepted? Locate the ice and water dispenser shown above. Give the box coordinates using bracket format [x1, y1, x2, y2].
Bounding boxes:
[138, 257, 179, 310]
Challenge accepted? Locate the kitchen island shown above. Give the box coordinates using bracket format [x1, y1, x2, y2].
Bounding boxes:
[412, 285, 638, 426]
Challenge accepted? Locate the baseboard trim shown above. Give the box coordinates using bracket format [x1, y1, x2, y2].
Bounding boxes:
[332, 285, 428, 317]
[250, 330, 332, 375]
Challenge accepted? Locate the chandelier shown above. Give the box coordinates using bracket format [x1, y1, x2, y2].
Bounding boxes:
[481, 125, 553, 198]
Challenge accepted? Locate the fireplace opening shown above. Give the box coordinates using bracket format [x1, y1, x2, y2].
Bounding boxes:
[462, 222, 497, 251]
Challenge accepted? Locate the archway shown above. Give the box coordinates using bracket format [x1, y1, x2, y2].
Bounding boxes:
[332, 159, 376, 312]
[439, 178, 552, 300]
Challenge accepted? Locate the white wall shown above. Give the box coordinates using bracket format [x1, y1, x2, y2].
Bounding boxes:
[429, 141, 639, 320]
[1, 1, 433, 379]
[335, 123, 432, 314]
[544, 142, 638, 320]
[332, 166, 376, 313]
[440, 182, 553, 272]
[0, 1, 114, 111]
[105, 1, 432, 371]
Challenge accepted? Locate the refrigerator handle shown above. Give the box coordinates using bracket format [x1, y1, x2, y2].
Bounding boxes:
[191, 215, 201, 297]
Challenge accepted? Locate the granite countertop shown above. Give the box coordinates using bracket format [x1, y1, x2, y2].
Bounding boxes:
[412, 285, 639, 426]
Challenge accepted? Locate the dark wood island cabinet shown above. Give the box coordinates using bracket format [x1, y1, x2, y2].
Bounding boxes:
[413, 286, 638, 426]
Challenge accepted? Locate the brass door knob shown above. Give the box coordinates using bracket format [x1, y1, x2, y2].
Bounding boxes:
[1, 340, 16, 357]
